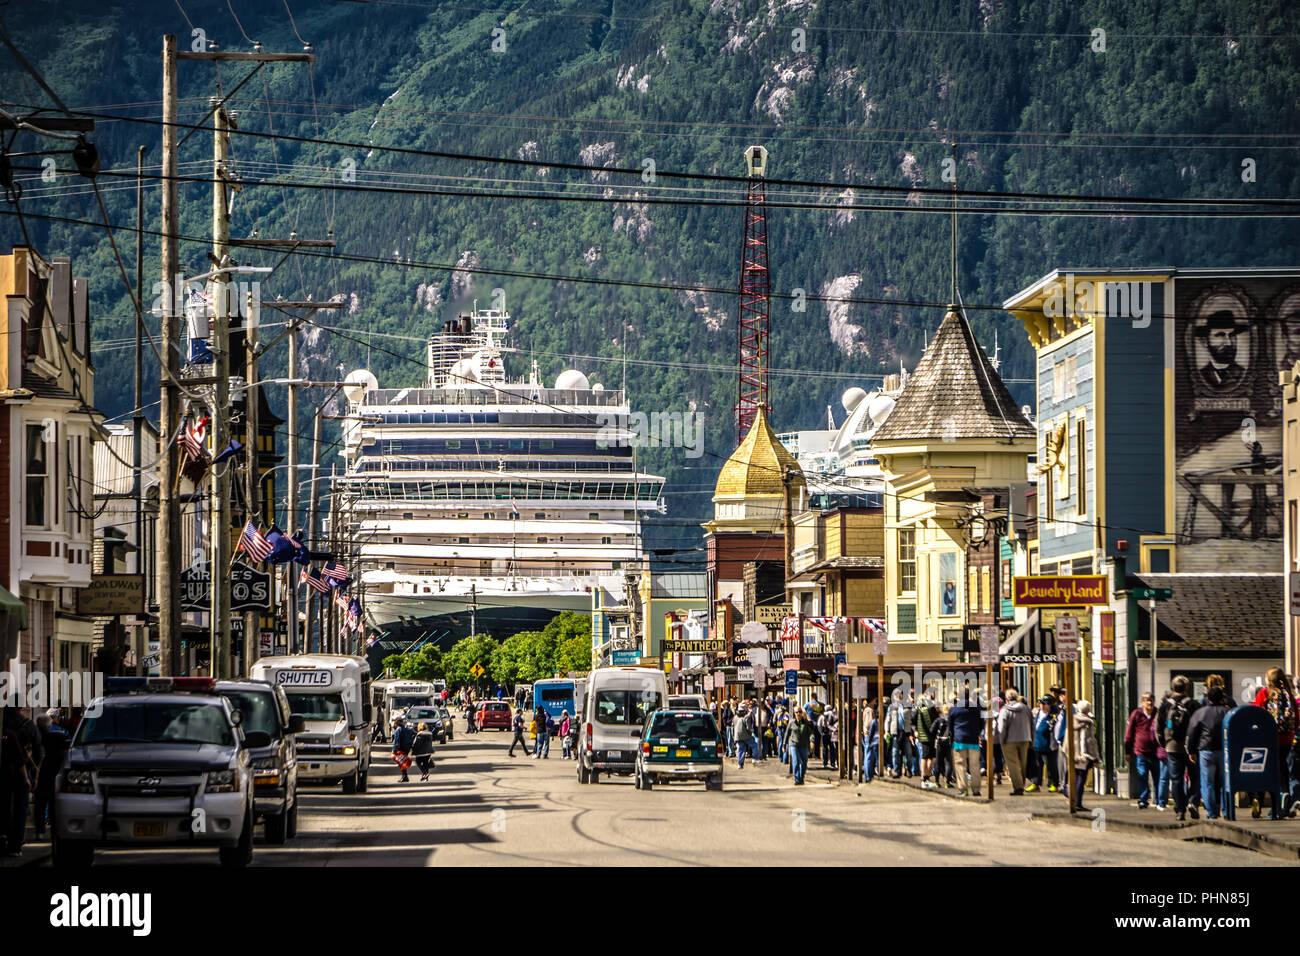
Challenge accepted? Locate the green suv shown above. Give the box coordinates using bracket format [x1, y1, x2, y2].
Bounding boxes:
[634, 709, 723, 791]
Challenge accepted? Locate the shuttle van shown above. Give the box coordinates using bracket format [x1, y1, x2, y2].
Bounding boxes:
[576, 667, 667, 784]
[250, 654, 373, 793]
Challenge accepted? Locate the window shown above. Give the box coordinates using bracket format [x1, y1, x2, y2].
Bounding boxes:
[536, 537, 548, 544]
[1075, 417, 1087, 516]
[981, 566, 991, 614]
[594, 689, 662, 725]
[1065, 355, 1078, 399]
[1001, 559, 1012, 600]
[446, 440, 461, 450]
[483, 512, 494, 519]
[508, 439, 524, 450]
[968, 568, 979, 613]
[898, 529, 916, 592]
[589, 512, 600, 520]
[25, 423, 47, 527]
[937, 552, 958, 616]
[457, 537, 470, 544]
[539, 439, 554, 450]
[601, 536, 612, 544]
[1053, 361, 1065, 401]
[535, 512, 546, 520]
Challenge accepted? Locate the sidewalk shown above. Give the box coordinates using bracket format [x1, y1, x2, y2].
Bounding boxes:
[829, 757, 1300, 861]
[0, 838, 51, 868]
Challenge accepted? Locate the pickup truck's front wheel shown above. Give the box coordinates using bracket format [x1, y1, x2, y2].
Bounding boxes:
[342, 770, 358, 794]
[219, 812, 253, 867]
[265, 810, 288, 845]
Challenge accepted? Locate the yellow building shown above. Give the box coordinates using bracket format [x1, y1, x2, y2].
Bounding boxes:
[872, 308, 1035, 654]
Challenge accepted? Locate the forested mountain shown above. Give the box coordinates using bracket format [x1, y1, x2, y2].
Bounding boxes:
[5, 0, 1299, 550]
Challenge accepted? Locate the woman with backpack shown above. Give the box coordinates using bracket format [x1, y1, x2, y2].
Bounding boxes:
[1252, 668, 1298, 818]
[1157, 676, 1200, 821]
[559, 710, 573, 759]
[733, 705, 754, 769]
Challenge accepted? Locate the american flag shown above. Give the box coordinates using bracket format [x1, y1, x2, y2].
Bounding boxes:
[334, 592, 349, 613]
[322, 561, 349, 583]
[365, 633, 377, 648]
[298, 566, 308, 585]
[179, 414, 208, 461]
[305, 566, 331, 594]
[237, 521, 273, 562]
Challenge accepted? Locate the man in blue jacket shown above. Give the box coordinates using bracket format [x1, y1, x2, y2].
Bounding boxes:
[948, 691, 984, 797]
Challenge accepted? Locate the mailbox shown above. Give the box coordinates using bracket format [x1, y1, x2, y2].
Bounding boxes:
[1221, 705, 1283, 821]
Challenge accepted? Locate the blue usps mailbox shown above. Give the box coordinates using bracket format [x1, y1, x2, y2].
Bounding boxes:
[1222, 705, 1283, 821]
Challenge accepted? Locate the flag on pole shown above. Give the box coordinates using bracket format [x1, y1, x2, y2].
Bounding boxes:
[322, 561, 349, 583]
[328, 575, 353, 590]
[179, 414, 209, 461]
[212, 439, 244, 465]
[237, 520, 274, 562]
[365, 633, 377, 648]
[298, 566, 309, 585]
[266, 526, 305, 564]
[334, 592, 349, 613]
[510, 499, 520, 519]
[291, 529, 311, 564]
[305, 566, 330, 594]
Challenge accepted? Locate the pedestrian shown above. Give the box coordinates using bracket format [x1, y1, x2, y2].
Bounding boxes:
[533, 706, 551, 759]
[1157, 676, 1200, 821]
[1186, 677, 1232, 820]
[776, 705, 791, 763]
[820, 707, 839, 769]
[915, 694, 939, 788]
[1027, 694, 1060, 793]
[465, 701, 478, 734]
[1069, 700, 1101, 812]
[508, 708, 532, 757]
[757, 700, 773, 760]
[862, 702, 880, 782]
[559, 710, 572, 759]
[372, 706, 387, 743]
[1123, 692, 1160, 808]
[733, 705, 754, 769]
[787, 708, 814, 784]
[948, 692, 984, 797]
[932, 704, 953, 787]
[411, 722, 436, 781]
[804, 696, 822, 758]
[886, 692, 916, 779]
[995, 688, 1033, 795]
[32, 713, 68, 840]
[391, 717, 416, 783]
[720, 698, 735, 757]
[1251, 667, 1298, 818]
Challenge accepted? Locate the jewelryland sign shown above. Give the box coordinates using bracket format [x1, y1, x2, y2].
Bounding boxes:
[1012, 575, 1108, 607]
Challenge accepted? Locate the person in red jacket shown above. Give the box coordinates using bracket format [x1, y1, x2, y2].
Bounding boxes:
[1124, 692, 1160, 809]
[1251, 668, 1298, 818]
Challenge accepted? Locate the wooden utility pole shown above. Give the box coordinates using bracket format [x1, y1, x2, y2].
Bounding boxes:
[158, 35, 182, 675]
[134, 143, 147, 675]
[209, 96, 233, 680]
[286, 322, 299, 653]
[243, 281, 260, 665]
[1066, 654, 1078, 814]
[985, 658, 995, 801]
[304, 407, 324, 651]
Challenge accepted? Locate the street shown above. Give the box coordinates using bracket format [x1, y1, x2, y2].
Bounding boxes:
[67, 724, 1281, 867]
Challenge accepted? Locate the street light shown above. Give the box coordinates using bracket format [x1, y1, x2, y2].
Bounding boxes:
[187, 264, 273, 283]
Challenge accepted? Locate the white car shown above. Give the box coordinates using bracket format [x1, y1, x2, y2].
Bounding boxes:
[53, 677, 256, 867]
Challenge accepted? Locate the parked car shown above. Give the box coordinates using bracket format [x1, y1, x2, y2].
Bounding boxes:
[436, 706, 454, 742]
[476, 700, 513, 731]
[635, 709, 723, 791]
[216, 679, 304, 844]
[667, 694, 707, 711]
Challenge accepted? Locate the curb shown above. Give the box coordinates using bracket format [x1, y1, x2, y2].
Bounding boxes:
[1032, 809, 1300, 862]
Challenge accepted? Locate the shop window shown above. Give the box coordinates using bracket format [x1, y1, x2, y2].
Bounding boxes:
[25, 423, 47, 527]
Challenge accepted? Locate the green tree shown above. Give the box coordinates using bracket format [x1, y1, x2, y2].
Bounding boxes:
[395, 645, 444, 681]
[443, 633, 500, 689]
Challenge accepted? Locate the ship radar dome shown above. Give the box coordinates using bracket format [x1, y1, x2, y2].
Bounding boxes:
[866, 393, 896, 424]
[342, 368, 379, 403]
[841, 386, 868, 413]
[554, 369, 590, 390]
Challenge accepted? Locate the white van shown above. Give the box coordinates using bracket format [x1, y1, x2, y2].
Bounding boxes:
[250, 654, 373, 793]
[576, 667, 667, 784]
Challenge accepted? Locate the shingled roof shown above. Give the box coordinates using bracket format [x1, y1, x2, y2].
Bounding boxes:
[872, 308, 1035, 443]
[1132, 573, 1283, 655]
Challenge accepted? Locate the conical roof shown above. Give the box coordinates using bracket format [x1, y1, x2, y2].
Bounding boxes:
[713, 406, 804, 499]
[872, 308, 1035, 443]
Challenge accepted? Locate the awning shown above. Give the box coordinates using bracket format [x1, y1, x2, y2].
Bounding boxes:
[0, 585, 27, 663]
[998, 610, 1058, 663]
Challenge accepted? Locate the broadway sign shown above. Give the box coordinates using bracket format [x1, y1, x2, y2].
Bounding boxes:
[1012, 575, 1108, 607]
[662, 637, 727, 653]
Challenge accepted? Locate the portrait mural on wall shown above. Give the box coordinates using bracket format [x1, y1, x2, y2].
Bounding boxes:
[1174, 279, 1284, 566]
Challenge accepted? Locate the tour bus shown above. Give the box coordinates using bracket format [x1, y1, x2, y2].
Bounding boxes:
[532, 677, 579, 728]
[250, 654, 373, 794]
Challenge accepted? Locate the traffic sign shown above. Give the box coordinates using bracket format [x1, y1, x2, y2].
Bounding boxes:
[872, 631, 888, 657]
[785, 669, 798, 695]
[469, 662, 485, 678]
[978, 625, 1000, 664]
[1056, 613, 1080, 662]
[1132, 587, 1173, 601]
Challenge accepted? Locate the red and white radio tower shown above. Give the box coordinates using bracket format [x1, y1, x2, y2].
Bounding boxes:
[735, 145, 770, 443]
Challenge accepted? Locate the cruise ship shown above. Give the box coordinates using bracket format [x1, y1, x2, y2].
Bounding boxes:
[336, 302, 663, 659]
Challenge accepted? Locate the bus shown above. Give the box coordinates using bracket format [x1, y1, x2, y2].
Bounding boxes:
[532, 678, 580, 728]
[371, 679, 439, 729]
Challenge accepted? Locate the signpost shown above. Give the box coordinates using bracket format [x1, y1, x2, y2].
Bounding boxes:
[979, 625, 999, 800]
[1131, 587, 1172, 699]
[873, 629, 888, 781]
[1056, 612, 1079, 813]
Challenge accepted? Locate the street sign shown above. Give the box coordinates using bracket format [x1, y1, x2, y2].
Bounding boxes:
[1132, 587, 1173, 601]
[611, 650, 640, 665]
[713, 669, 726, 689]
[704, 674, 714, 691]
[852, 676, 869, 698]
[872, 630, 888, 657]
[1056, 613, 1080, 662]
[753, 663, 766, 688]
[978, 625, 1000, 664]
[785, 669, 798, 695]
[469, 662, 485, 678]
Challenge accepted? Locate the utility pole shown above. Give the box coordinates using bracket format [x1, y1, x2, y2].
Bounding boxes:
[209, 97, 233, 680]
[304, 406, 324, 652]
[134, 143, 147, 675]
[243, 274, 260, 666]
[286, 322, 299, 653]
[327, 463, 338, 653]
[158, 35, 182, 676]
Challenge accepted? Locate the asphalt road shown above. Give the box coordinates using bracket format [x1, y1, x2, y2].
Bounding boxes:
[65, 721, 1283, 867]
